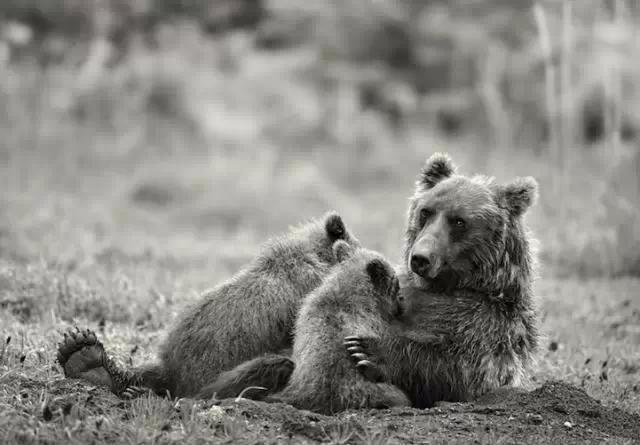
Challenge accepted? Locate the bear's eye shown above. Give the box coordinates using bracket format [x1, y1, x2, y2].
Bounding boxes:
[419, 208, 434, 223]
[448, 216, 466, 229]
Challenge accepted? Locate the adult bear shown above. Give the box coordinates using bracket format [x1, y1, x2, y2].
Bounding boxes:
[347, 152, 540, 408]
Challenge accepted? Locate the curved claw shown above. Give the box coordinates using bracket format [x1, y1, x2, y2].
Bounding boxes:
[343, 336, 371, 350]
[121, 386, 148, 400]
[356, 360, 385, 383]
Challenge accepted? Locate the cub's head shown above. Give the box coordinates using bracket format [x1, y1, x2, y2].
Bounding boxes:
[405, 153, 538, 295]
[281, 211, 360, 269]
[310, 211, 361, 264]
[333, 241, 404, 318]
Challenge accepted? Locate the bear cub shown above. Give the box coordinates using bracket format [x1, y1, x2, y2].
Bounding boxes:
[266, 240, 409, 415]
[58, 212, 360, 399]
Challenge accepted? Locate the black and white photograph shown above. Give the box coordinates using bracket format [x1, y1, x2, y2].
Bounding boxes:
[0, 1, 639, 443]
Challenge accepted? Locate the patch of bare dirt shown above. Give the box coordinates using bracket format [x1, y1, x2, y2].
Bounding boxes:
[218, 381, 640, 444]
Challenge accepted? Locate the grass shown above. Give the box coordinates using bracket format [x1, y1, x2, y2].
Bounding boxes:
[1, 1, 639, 443]
[2, 272, 639, 443]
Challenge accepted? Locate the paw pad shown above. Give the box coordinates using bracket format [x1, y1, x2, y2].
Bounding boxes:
[57, 328, 105, 374]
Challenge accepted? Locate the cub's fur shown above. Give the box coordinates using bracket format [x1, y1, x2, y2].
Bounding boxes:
[267, 241, 409, 414]
[58, 212, 359, 398]
[349, 153, 539, 408]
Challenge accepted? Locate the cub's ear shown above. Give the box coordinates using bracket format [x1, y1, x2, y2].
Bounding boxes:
[332, 240, 353, 263]
[417, 152, 456, 190]
[366, 258, 394, 292]
[324, 212, 346, 240]
[497, 177, 538, 217]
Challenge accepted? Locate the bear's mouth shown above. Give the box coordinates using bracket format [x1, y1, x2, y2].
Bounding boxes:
[411, 268, 460, 293]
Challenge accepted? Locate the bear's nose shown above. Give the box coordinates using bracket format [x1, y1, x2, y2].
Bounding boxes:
[410, 254, 431, 277]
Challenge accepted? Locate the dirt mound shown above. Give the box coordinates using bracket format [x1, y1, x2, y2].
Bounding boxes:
[503, 381, 639, 439]
[218, 381, 640, 444]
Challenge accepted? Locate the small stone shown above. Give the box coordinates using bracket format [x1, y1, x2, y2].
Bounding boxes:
[563, 421, 573, 429]
[197, 405, 225, 422]
[526, 413, 543, 424]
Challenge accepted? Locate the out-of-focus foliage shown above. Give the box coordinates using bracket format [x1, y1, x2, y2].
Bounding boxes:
[0, 0, 639, 276]
[2, 0, 639, 142]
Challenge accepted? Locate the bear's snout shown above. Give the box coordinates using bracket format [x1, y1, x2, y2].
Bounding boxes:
[410, 254, 431, 277]
[409, 252, 445, 279]
[410, 252, 444, 279]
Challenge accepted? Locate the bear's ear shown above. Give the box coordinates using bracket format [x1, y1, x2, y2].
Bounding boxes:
[497, 177, 538, 217]
[324, 212, 346, 240]
[332, 240, 353, 263]
[417, 153, 456, 190]
[366, 258, 393, 292]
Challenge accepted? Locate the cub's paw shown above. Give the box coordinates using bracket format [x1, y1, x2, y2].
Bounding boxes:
[344, 336, 385, 383]
[256, 354, 295, 389]
[197, 354, 295, 400]
[57, 328, 106, 378]
[57, 328, 128, 395]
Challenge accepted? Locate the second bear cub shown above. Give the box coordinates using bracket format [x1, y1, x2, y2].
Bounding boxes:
[268, 241, 409, 414]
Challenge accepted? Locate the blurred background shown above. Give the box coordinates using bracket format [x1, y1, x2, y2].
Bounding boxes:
[1, 0, 639, 323]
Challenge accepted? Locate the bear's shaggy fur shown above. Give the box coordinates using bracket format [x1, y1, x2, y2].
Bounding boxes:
[57, 212, 360, 398]
[348, 153, 539, 408]
[265, 241, 409, 414]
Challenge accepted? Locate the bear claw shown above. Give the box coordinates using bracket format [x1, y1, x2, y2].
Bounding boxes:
[344, 335, 386, 382]
[121, 386, 148, 400]
[344, 336, 373, 349]
[355, 360, 385, 383]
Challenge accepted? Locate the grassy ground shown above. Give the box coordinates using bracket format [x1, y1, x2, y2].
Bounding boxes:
[1, 124, 639, 442]
[1, 9, 640, 443]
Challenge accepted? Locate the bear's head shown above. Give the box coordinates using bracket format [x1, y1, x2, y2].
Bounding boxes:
[308, 211, 361, 265]
[404, 153, 538, 301]
[332, 240, 404, 318]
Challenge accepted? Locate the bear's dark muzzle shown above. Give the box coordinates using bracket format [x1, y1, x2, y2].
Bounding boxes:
[410, 254, 431, 277]
[410, 252, 445, 279]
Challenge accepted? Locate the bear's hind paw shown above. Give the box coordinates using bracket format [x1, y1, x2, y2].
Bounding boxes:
[57, 328, 105, 377]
